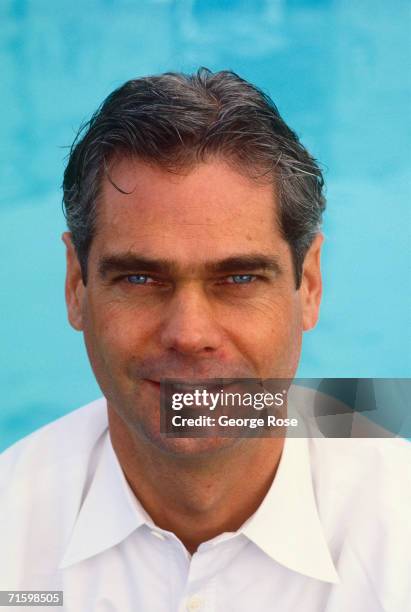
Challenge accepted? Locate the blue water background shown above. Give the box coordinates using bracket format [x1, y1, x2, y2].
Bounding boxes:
[1, 0, 410, 450]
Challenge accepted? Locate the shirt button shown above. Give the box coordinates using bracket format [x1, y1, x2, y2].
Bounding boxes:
[186, 595, 204, 611]
[150, 530, 165, 540]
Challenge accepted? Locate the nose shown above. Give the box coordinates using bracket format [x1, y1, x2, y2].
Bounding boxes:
[159, 284, 224, 356]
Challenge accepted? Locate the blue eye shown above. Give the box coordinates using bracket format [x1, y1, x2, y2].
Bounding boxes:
[229, 275, 256, 284]
[126, 274, 150, 284]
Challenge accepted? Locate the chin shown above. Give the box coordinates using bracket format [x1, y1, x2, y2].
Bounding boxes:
[141, 428, 241, 458]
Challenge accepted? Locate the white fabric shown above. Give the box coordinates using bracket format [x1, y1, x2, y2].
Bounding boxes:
[1, 398, 410, 612]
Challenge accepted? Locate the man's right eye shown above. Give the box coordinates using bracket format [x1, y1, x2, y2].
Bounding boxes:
[125, 274, 152, 284]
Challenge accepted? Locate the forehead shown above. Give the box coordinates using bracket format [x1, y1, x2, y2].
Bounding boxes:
[91, 157, 289, 266]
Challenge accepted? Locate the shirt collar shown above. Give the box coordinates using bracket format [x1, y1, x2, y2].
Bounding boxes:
[241, 434, 339, 584]
[58, 429, 145, 569]
[59, 407, 338, 583]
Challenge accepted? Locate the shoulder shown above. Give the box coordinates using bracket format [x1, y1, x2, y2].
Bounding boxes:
[0, 398, 108, 587]
[309, 437, 411, 610]
[0, 398, 107, 480]
[0, 397, 108, 501]
[309, 436, 411, 525]
[309, 435, 411, 503]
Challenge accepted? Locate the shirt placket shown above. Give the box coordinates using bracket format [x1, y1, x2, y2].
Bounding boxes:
[177, 546, 218, 612]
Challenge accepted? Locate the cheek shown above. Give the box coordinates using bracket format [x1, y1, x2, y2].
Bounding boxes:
[82, 300, 151, 377]
[231, 293, 302, 375]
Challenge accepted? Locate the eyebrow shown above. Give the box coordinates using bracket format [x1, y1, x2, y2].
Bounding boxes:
[98, 252, 282, 279]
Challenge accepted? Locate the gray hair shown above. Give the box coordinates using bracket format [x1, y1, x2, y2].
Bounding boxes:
[63, 68, 326, 287]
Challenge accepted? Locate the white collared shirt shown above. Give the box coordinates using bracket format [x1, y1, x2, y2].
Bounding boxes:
[1, 398, 410, 611]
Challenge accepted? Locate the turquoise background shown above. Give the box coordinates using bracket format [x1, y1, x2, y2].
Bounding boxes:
[1, 0, 410, 451]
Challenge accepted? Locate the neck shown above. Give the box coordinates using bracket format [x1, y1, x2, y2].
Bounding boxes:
[108, 405, 284, 554]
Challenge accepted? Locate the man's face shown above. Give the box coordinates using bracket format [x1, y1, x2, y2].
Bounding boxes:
[64, 158, 322, 454]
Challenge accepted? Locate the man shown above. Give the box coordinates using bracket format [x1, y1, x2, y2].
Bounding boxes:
[1, 68, 410, 611]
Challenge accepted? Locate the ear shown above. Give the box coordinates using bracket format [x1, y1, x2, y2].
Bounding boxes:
[62, 232, 85, 331]
[300, 233, 323, 331]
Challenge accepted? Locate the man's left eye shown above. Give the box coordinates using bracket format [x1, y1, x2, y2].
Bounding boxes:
[227, 275, 257, 284]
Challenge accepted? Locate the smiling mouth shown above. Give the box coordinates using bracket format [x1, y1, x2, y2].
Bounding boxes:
[145, 379, 240, 392]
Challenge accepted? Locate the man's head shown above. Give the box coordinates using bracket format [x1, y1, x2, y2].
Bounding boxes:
[63, 68, 325, 289]
[62, 68, 325, 455]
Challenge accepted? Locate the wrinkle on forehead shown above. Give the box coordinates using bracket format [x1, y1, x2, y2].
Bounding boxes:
[89, 158, 288, 273]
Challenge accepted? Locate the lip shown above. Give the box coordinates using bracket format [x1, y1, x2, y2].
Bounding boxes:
[145, 380, 161, 391]
[145, 379, 240, 392]
[169, 383, 224, 393]
[145, 380, 206, 391]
